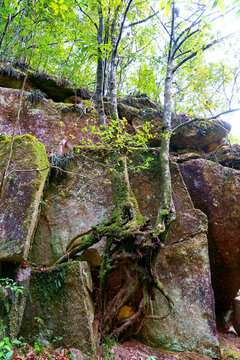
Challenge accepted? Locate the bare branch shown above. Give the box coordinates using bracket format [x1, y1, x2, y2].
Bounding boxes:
[173, 8, 205, 51]
[171, 28, 199, 61]
[172, 33, 235, 74]
[167, 1, 176, 63]
[74, 0, 98, 30]
[124, 11, 159, 28]
[114, 0, 134, 54]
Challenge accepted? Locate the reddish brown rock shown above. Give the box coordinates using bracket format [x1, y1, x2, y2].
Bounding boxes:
[170, 118, 231, 152]
[117, 97, 230, 152]
[30, 152, 219, 356]
[64, 96, 83, 104]
[179, 158, 240, 316]
[0, 87, 99, 153]
[0, 87, 231, 154]
[135, 162, 219, 358]
[212, 143, 240, 170]
[30, 150, 114, 264]
[19, 261, 95, 353]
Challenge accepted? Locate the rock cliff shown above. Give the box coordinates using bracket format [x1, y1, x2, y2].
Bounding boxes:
[0, 67, 239, 359]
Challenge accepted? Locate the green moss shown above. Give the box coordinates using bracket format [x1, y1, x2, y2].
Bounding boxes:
[31, 265, 67, 308]
[0, 134, 8, 142]
[221, 349, 240, 359]
[0, 134, 50, 261]
[20, 262, 94, 352]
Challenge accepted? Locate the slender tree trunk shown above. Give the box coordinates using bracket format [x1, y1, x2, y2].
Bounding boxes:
[103, 9, 110, 97]
[153, 3, 177, 254]
[108, 0, 133, 121]
[110, 46, 118, 120]
[154, 65, 176, 243]
[109, 9, 119, 121]
[96, 3, 105, 127]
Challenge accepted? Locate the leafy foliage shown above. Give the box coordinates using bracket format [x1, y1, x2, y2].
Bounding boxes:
[0, 278, 24, 293]
[0, 321, 21, 360]
[0, 0, 238, 114]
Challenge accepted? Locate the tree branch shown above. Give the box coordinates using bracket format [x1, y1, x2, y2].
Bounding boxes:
[172, 33, 234, 74]
[114, 0, 134, 55]
[174, 9, 205, 49]
[171, 28, 199, 60]
[124, 11, 159, 28]
[74, 0, 98, 30]
[168, 1, 175, 63]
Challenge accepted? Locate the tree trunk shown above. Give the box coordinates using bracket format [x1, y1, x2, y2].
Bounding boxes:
[96, 3, 105, 127]
[109, 9, 119, 121]
[153, 3, 176, 251]
[153, 65, 176, 246]
[109, 49, 118, 120]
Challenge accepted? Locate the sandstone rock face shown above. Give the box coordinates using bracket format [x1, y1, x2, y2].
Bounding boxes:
[179, 159, 240, 315]
[0, 80, 228, 356]
[29, 149, 219, 356]
[8, 266, 32, 339]
[20, 261, 95, 353]
[212, 143, 240, 170]
[0, 135, 49, 262]
[170, 118, 231, 152]
[139, 233, 219, 358]
[118, 97, 230, 152]
[30, 151, 114, 265]
[0, 87, 99, 153]
[137, 163, 219, 358]
[0, 87, 230, 155]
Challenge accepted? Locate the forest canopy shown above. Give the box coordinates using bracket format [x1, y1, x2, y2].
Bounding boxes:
[0, 0, 240, 119]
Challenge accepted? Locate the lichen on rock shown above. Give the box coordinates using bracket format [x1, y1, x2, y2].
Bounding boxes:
[0, 134, 49, 262]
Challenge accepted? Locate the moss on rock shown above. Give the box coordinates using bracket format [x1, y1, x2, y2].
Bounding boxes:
[0, 134, 49, 261]
[19, 261, 95, 354]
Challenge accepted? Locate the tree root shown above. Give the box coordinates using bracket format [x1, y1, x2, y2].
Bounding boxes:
[153, 275, 174, 310]
[55, 152, 175, 340]
[112, 284, 148, 338]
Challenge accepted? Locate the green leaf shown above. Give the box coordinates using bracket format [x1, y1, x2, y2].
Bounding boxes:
[217, 0, 226, 12]
[164, 1, 172, 16]
[12, 340, 22, 345]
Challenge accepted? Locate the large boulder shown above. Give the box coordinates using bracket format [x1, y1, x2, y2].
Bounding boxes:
[0, 135, 49, 262]
[118, 96, 230, 152]
[135, 163, 219, 358]
[210, 143, 240, 170]
[170, 118, 231, 152]
[19, 261, 95, 353]
[179, 158, 240, 316]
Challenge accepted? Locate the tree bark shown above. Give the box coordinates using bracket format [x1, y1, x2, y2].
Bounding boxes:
[153, 65, 176, 244]
[96, 3, 105, 127]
